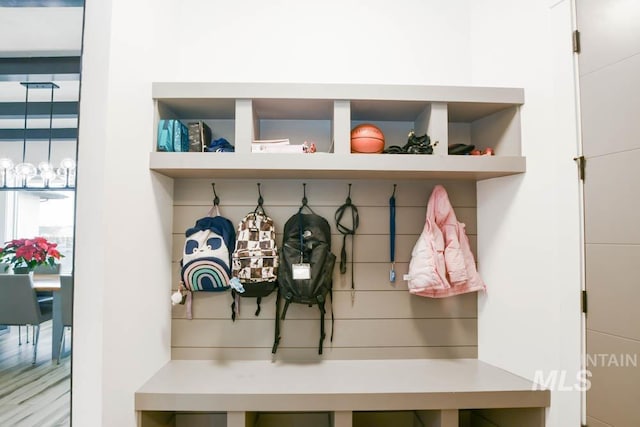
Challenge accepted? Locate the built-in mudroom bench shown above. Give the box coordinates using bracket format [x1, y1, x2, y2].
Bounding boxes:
[136, 359, 549, 427]
[137, 83, 548, 426]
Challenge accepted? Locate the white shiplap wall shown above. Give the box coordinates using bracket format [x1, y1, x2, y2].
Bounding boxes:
[171, 178, 479, 361]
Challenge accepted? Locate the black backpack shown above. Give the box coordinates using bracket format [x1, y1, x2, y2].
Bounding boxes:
[272, 189, 336, 355]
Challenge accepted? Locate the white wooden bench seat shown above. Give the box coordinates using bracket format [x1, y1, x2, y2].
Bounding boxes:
[135, 359, 549, 427]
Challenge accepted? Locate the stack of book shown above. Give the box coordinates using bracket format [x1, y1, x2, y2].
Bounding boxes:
[187, 121, 213, 152]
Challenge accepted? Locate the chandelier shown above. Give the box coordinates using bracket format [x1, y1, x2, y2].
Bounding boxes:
[0, 82, 76, 190]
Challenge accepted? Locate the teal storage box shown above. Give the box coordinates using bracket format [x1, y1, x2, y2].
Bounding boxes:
[157, 119, 189, 152]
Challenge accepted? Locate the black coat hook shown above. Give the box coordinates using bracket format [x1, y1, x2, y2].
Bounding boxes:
[257, 182, 263, 206]
[211, 183, 220, 206]
[391, 183, 397, 198]
[302, 183, 308, 206]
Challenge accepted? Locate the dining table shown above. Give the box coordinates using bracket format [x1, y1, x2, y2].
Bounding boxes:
[33, 274, 66, 361]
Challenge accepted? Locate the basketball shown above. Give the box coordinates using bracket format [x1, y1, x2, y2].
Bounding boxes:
[351, 123, 385, 153]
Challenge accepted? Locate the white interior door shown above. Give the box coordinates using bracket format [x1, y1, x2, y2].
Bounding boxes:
[577, 0, 640, 425]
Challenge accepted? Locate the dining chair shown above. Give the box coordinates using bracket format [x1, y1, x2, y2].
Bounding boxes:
[0, 268, 52, 345]
[57, 275, 73, 364]
[0, 274, 53, 364]
[34, 269, 55, 341]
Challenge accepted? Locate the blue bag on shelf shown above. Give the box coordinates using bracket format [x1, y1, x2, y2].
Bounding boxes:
[206, 137, 235, 152]
[157, 119, 189, 152]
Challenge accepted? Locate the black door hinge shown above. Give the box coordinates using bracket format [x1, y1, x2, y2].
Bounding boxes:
[573, 30, 581, 53]
[574, 155, 586, 180]
[582, 290, 588, 314]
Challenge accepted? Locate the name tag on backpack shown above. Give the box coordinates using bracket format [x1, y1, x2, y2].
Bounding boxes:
[292, 263, 311, 280]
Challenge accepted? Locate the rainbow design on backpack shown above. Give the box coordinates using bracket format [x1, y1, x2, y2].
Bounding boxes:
[181, 257, 231, 292]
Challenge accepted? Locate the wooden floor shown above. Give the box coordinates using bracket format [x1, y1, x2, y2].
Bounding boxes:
[0, 321, 71, 427]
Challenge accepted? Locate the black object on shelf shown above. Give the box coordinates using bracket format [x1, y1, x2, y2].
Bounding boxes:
[383, 131, 438, 154]
[448, 143, 475, 155]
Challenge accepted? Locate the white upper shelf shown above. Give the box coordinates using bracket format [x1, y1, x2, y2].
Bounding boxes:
[150, 82, 526, 181]
[149, 152, 525, 180]
[153, 82, 524, 103]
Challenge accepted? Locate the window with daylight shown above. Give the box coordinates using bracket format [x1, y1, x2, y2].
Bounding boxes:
[1, 190, 74, 273]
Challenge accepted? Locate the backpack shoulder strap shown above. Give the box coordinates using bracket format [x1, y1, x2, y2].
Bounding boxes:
[317, 294, 326, 355]
[272, 287, 281, 354]
[255, 297, 262, 316]
[231, 289, 237, 321]
[185, 290, 193, 320]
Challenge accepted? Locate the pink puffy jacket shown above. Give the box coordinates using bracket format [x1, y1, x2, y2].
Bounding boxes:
[407, 185, 486, 298]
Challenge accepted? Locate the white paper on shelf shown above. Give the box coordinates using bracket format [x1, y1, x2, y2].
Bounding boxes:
[252, 144, 307, 153]
[252, 138, 293, 152]
[252, 138, 290, 145]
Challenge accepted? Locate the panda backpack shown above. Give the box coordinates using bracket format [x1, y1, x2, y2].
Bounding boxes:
[173, 192, 236, 319]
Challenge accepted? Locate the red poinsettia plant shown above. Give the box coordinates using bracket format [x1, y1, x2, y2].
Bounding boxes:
[0, 237, 63, 272]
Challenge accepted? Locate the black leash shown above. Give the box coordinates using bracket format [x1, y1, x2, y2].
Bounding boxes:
[335, 184, 359, 304]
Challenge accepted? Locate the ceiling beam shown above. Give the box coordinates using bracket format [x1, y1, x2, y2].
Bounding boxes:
[0, 56, 81, 81]
[0, 0, 84, 6]
[0, 128, 77, 140]
[0, 101, 78, 119]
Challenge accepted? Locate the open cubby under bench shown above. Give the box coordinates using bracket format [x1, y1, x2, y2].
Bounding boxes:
[135, 359, 549, 427]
